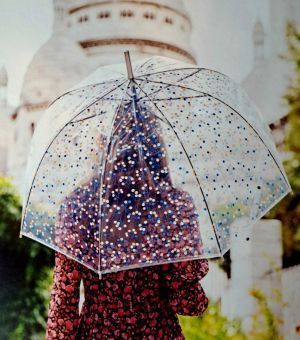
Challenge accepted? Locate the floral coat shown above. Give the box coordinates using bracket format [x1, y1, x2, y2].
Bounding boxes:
[46, 253, 209, 339]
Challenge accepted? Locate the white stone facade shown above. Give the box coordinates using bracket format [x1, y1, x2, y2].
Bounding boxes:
[242, 0, 300, 159]
[66, 0, 195, 66]
[0, 66, 14, 176]
[222, 220, 284, 331]
[243, 0, 300, 125]
[282, 265, 300, 339]
[5, 0, 195, 193]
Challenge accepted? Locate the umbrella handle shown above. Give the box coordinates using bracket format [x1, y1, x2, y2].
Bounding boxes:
[124, 51, 134, 80]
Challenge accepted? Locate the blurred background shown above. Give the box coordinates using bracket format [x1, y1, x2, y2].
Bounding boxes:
[0, 0, 299, 339]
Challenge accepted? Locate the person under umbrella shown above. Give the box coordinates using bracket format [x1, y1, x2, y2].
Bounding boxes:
[20, 52, 291, 270]
[46, 96, 209, 339]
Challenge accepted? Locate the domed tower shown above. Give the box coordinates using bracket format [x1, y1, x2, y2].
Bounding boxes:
[253, 19, 265, 65]
[242, 4, 297, 156]
[12, 3, 89, 189]
[12, 0, 195, 192]
[65, 0, 195, 66]
[53, 0, 68, 33]
[242, 18, 289, 127]
[11, 35, 88, 190]
[0, 65, 14, 176]
[20, 36, 87, 109]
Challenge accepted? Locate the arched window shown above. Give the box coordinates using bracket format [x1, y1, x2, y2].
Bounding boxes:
[120, 10, 134, 17]
[144, 12, 155, 20]
[165, 17, 173, 24]
[78, 14, 89, 23]
[31, 122, 35, 135]
[97, 11, 110, 19]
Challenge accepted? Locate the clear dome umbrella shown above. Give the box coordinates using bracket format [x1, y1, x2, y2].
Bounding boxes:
[20, 52, 292, 278]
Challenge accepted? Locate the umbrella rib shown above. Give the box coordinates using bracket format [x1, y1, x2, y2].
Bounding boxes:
[97, 81, 132, 278]
[21, 80, 127, 231]
[71, 97, 137, 126]
[138, 66, 230, 80]
[49, 55, 184, 109]
[48, 78, 125, 109]
[133, 80, 223, 256]
[135, 77, 290, 189]
[139, 67, 198, 78]
[137, 69, 201, 102]
[139, 94, 208, 101]
[71, 113, 106, 124]
[132, 56, 156, 75]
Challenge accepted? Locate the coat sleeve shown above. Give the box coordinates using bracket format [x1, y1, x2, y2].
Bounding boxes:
[161, 259, 209, 316]
[46, 251, 82, 339]
[159, 188, 209, 315]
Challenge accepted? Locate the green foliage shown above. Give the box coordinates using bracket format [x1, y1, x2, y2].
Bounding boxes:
[180, 288, 284, 340]
[179, 302, 246, 340]
[0, 176, 53, 339]
[284, 23, 300, 156]
[0, 176, 285, 339]
[6, 267, 53, 340]
[248, 288, 283, 340]
[0, 176, 22, 247]
[266, 22, 300, 267]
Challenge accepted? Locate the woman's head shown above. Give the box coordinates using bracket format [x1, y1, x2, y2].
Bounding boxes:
[56, 99, 203, 272]
[103, 100, 173, 203]
[99, 100, 203, 270]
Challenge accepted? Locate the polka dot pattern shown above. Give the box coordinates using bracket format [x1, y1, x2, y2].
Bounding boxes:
[46, 252, 209, 339]
[21, 56, 291, 275]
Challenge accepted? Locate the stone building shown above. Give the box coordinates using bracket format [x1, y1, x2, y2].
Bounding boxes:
[242, 0, 300, 154]
[0, 66, 14, 176]
[202, 1, 300, 337]
[6, 0, 195, 193]
[0, 0, 299, 337]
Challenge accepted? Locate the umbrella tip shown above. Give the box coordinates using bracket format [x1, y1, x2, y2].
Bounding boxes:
[124, 51, 134, 80]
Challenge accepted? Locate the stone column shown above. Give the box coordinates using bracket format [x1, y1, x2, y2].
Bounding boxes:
[222, 219, 283, 332]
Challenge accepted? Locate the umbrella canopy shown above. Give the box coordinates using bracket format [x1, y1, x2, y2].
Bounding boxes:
[20, 52, 292, 277]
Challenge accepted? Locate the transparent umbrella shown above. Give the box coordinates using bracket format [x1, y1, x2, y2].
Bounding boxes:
[20, 52, 292, 278]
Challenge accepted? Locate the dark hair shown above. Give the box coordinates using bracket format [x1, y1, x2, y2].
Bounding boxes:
[100, 100, 203, 270]
[56, 100, 203, 272]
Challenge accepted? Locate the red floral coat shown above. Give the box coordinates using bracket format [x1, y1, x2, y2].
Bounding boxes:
[46, 252, 209, 339]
